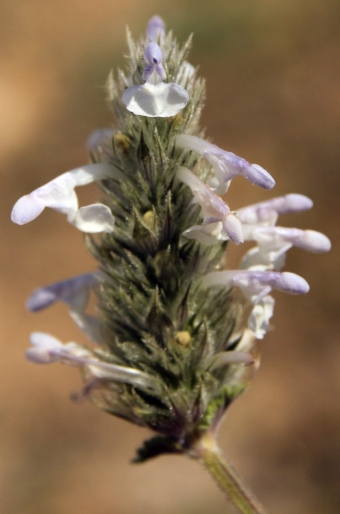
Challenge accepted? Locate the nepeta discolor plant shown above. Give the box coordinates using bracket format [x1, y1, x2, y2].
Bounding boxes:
[12, 16, 331, 514]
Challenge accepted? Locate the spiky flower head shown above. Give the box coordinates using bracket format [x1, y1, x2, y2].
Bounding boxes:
[12, 16, 330, 465]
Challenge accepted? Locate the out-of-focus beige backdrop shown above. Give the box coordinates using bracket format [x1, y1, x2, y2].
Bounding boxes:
[1, 1, 339, 513]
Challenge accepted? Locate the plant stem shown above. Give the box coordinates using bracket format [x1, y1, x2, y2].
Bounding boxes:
[191, 433, 269, 514]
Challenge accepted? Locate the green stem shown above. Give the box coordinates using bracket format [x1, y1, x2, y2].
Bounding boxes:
[191, 434, 269, 514]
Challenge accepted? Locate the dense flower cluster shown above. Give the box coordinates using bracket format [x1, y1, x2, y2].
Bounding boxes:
[12, 16, 330, 465]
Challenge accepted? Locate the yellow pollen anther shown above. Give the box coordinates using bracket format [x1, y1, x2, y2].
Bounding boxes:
[143, 210, 155, 229]
[175, 331, 192, 348]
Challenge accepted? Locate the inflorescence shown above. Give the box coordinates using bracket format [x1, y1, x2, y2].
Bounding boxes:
[12, 15, 330, 462]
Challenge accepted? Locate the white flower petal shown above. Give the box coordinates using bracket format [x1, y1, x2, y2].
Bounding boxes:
[242, 226, 331, 270]
[183, 222, 227, 245]
[276, 271, 310, 295]
[30, 332, 63, 349]
[27, 332, 64, 363]
[292, 229, 331, 253]
[11, 195, 45, 225]
[248, 296, 275, 339]
[122, 82, 189, 117]
[240, 246, 286, 271]
[26, 347, 61, 364]
[71, 204, 115, 233]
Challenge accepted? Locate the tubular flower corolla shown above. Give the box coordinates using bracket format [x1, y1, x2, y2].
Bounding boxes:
[176, 134, 275, 195]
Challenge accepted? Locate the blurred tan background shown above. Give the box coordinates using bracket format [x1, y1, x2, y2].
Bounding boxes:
[1, 1, 340, 513]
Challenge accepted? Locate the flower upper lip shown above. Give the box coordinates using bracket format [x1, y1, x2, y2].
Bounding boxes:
[176, 134, 275, 195]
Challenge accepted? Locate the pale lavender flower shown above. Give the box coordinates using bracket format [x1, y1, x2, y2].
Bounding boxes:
[202, 270, 310, 303]
[26, 332, 158, 391]
[202, 270, 309, 339]
[177, 167, 244, 245]
[146, 15, 166, 42]
[122, 42, 189, 117]
[176, 134, 275, 195]
[237, 194, 313, 226]
[11, 164, 120, 233]
[26, 332, 91, 364]
[27, 272, 100, 312]
[27, 273, 102, 343]
[242, 226, 331, 269]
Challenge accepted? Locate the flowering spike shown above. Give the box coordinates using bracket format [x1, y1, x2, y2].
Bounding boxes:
[176, 134, 275, 194]
[12, 17, 331, 513]
[146, 15, 166, 42]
